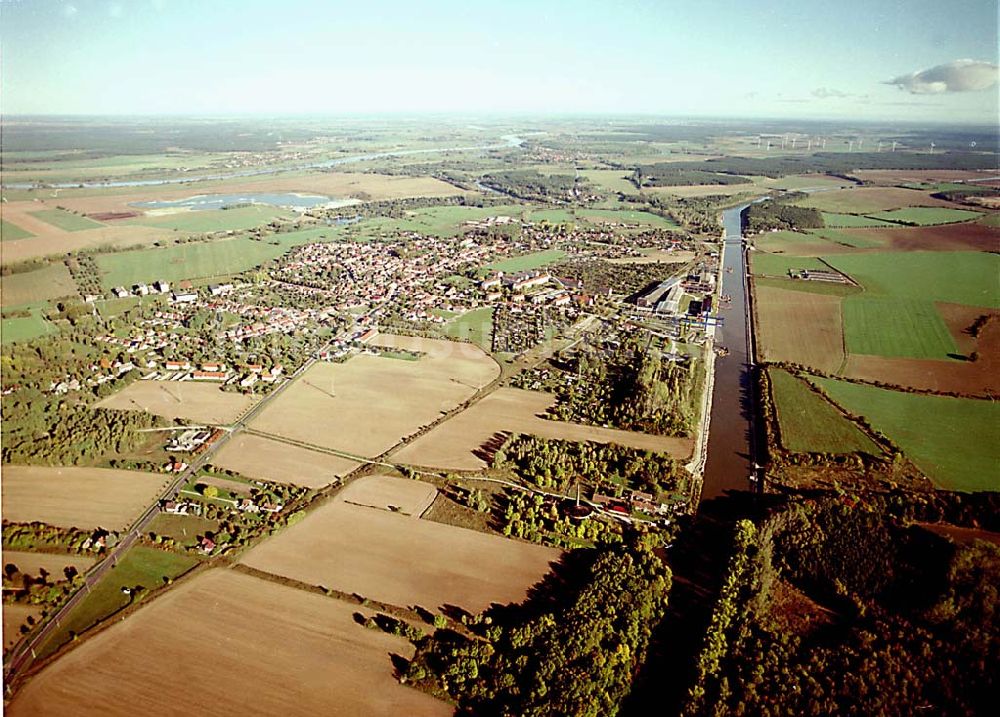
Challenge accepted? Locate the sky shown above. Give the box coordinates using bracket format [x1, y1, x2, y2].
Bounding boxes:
[1, 0, 997, 122]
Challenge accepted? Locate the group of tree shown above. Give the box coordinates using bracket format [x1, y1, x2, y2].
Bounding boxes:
[494, 434, 686, 497]
[744, 201, 824, 232]
[405, 536, 671, 716]
[478, 170, 592, 203]
[629, 165, 749, 188]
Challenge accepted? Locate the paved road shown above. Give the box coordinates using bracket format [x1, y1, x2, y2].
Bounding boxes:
[2, 338, 333, 686]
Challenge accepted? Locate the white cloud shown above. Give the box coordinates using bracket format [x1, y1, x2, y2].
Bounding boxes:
[63, 3, 78, 18]
[108, 3, 123, 18]
[811, 87, 850, 99]
[886, 59, 999, 94]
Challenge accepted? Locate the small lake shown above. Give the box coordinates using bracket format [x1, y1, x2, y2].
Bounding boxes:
[131, 192, 336, 211]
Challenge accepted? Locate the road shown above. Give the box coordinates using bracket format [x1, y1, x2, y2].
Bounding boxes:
[699, 204, 761, 502]
[2, 337, 334, 686]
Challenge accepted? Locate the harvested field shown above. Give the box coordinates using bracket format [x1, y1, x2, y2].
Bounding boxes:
[0, 220, 170, 265]
[849, 222, 999, 253]
[1, 551, 96, 579]
[396, 387, 693, 471]
[97, 381, 258, 424]
[242, 490, 560, 614]
[251, 334, 499, 458]
[754, 283, 845, 373]
[937, 303, 999, 355]
[211, 434, 359, 488]
[7, 569, 451, 717]
[841, 353, 999, 396]
[3, 604, 41, 649]
[1, 466, 168, 530]
[338, 474, 438, 517]
[795, 186, 956, 214]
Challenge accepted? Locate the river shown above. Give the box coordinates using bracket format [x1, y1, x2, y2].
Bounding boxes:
[700, 204, 759, 501]
[4, 134, 525, 190]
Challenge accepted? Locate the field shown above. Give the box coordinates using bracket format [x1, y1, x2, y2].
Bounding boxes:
[125, 204, 297, 233]
[10, 569, 450, 717]
[28, 209, 104, 232]
[841, 297, 957, 359]
[768, 369, 879, 454]
[754, 282, 846, 373]
[1, 551, 97, 579]
[1, 309, 57, 345]
[1, 466, 169, 530]
[645, 183, 759, 198]
[795, 187, 954, 214]
[813, 378, 1000, 492]
[821, 212, 896, 228]
[97, 381, 259, 424]
[851, 169, 993, 185]
[241, 475, 561, 613]
[442, 306, 494, 350]
[576, 169, 638, 194]
[821, 222, 998, 253]
[93, 237, 294, 289]
[395, 387, 694, 471]
[34, 546, 198, 659]
[1, 218, 34, 241]
[750, 253, 832, 277]
[250, 334, 499, 458]
[338, 473, 438, 516]
[865, 207, 983, 226]
[0, 264, 77, 307]
[823, 251, 1000, 308]
[804, 228, 884, 249]
[211, 433, 360, 488]
[4, 605, 42, 649]
[487, 249, 567, 273]
[360, 204, 523, 237]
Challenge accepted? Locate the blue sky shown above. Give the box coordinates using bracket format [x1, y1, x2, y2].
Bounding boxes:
[2, 0, 997, 121]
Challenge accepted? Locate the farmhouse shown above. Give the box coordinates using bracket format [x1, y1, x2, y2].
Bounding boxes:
[172, 291, 198, 304]
[153, 280, 171, 294]
[111, 286, 129, 298]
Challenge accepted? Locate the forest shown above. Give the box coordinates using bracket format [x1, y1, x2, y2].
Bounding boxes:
[628, 165, 749, 188]
[478, 170, 592, 202]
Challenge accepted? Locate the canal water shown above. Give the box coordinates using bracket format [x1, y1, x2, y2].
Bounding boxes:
[700, 205, 757, 501]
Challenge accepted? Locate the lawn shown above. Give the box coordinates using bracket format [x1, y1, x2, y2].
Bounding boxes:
[865, 207, 983, 226]
[822, 212, 896, 228]
[358, 205, 523, 237]
[769, 368, 879, 454]
[37, 546, 198, 658]
[841, 296, 957, 359]
[0, 263, 77, 306]
[127, 205, 296, 233]
[94, 237, 295, 288]
[1, 218, 34, 241]
[442, 306, 494, 350]
[577, 208, 680, 229]
[813, 378, 1000, 492]
[28, 209, 104, 232]
[823, 251, 1000, 308]
[488, 249, 567, 273]
[750, 253, 830, 277]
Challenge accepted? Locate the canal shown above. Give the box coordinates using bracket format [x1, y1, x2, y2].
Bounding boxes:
[700, 204, 760, 501]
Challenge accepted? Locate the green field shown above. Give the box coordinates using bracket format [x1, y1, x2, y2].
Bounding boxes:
[769, 368, 879, 454]
[1, 308, 57, 344]
[821, 212, 896, 228]
[576, 169, 637, 194]
[754, 276, 861, 297]
[842, 297, 957, 359]
[94, 237, 303, 288]
[813, 378, 1000, 492]
[576, 208, 680, 228]
[28, 209, 104, 232]
[0, 263, 78, 307]
[37, 546, 198, 658]
[824, 251, 1000, 308]
[359, 205, 524, 237]
[1, 218, 34, 241]
[442, 306, 494, 350]
[980, 213, 1000, 227]
[805, 228, 884, 248]
[488, 249, 567, 273]
[127, 205, 297, 233]
[750, 253, 830, 277]
[865, 207, 983, 226]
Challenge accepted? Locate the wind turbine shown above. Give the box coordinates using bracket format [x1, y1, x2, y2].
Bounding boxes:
[877, 141, 883, 152]
[929, 142, 936, 153]
[791, 137, 797, 149]
[848, 140, 854, 152]
[891, 141, 897, 152]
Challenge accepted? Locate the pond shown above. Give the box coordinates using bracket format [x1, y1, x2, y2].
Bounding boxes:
[131, 192, 338, 211]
